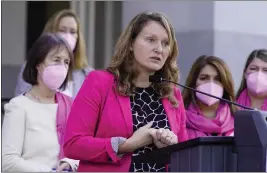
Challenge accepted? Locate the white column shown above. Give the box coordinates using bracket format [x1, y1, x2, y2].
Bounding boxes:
[104, 1, 114, 68]
[87, 1, 96, 67]
[78, 1, 85, 34]
[70, 0, 96, 68]
[70, 0, 79, 15]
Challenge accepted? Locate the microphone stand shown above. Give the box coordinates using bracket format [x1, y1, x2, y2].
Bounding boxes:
[158, 78, 254, 111]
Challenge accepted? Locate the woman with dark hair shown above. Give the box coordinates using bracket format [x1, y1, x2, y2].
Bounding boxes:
[2, 33, 78, 172]
[182, 55, 236, 140]
[63, 12, 188, 172]
[236, 49, 267, 111]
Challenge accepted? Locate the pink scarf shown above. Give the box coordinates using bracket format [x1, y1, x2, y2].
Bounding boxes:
[55, 92, 73, 159]
[186, 103, 234, 140]
[237, 89, 267, 111]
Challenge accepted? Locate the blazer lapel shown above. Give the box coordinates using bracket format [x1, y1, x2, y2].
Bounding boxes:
[162, 98, 178, 134]
[117, 95, 133, 137]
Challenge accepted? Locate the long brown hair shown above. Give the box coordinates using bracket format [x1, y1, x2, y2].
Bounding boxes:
[43, 9, 88, 70]
[236, 49, 267, 98]
[182, 55, 236, 114]
[107, 12, 179, 107]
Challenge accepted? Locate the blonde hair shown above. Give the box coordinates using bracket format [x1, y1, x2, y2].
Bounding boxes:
[107, 12, 179, 107]
[43, 9, 88, 70]
[182, 55, 236, 114]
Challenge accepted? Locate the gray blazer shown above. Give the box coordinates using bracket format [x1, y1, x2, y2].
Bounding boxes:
[14, 62, 94, 98]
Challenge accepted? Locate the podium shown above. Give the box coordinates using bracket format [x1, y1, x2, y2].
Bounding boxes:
[134, 110, 267, 172]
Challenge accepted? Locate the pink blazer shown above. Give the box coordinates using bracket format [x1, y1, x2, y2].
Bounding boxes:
[63, 70, 188, 172]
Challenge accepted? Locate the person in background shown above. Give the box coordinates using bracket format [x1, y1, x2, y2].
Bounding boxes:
[63, 12, 188, 172]
[182, 55, 236, 140]
[14, 9, 93, 98]
[236, 49, 267, 111]
[2, 33, 78, 172]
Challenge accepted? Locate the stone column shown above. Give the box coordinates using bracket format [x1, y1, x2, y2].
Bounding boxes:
[70, 1, 122, 69]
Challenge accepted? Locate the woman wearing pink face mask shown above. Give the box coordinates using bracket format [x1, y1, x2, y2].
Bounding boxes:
[182, 55, 236, 140]
[14, 9, 93, 98]
[2, 33, 79, 172]
[236, 49, 267, 111]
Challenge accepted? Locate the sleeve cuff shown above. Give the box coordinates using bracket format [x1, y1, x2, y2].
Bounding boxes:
[111, 137, 127, 154]
[106, 137, 126, 164]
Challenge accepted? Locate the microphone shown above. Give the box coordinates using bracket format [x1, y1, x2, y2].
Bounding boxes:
[149, 74, 254, 110]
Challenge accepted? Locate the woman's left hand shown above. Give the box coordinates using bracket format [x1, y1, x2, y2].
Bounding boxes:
[149, 128, 178, 148]
[56, 162, 71, 172]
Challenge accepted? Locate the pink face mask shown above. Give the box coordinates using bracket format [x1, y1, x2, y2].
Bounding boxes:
[196, 82, 224, 106]
[58, 32, 77, 51]
[246, 71, 267, 95]
[40, 64, 68, 90]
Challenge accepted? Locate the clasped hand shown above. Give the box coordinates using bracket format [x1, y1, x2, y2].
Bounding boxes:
[120, 122, 178, 153]
[149, 128, 178, 148]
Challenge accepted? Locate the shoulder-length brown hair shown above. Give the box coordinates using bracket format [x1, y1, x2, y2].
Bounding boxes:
[107, 12, 179, 107]
[182, 55, 236, 114]
[236, 49, 267, 98]
[42, 9, 88, 70]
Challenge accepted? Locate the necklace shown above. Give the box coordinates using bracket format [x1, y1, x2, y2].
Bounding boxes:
[29, 90, 56, 104]
[29, 91, 42, 103]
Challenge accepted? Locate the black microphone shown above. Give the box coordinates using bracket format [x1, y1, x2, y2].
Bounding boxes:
[149, 74, 254, 110]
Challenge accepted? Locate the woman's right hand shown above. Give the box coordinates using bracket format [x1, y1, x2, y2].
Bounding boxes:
[149, 128, 178, 148]
[118, 122, 154, 153]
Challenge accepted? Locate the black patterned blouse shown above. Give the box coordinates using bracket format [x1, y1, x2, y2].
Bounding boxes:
[129, 86, 171, 172]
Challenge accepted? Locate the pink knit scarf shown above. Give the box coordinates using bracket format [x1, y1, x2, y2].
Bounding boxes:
[186, 103, 234, 140]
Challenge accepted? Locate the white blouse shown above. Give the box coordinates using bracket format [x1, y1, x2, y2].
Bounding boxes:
[2, 95, 78, 172]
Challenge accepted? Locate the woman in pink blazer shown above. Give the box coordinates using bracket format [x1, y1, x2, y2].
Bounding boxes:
[63, 12, 188, 172]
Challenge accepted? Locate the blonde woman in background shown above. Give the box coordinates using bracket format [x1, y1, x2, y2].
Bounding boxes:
[14, 9, 93, 98]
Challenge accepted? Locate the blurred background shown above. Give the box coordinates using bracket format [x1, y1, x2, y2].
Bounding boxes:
[2, 0, 267, 100]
